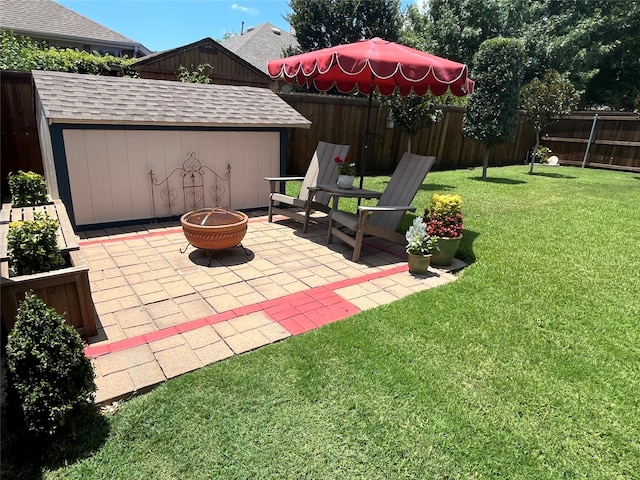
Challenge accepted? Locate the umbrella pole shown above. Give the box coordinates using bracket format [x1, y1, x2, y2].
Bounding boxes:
[359, 86, 374, 192]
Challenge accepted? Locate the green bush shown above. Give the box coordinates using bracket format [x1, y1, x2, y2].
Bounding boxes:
[8, 170, 49, 207]
[7, 212, 64, 276]
[6, 293, 96, 437]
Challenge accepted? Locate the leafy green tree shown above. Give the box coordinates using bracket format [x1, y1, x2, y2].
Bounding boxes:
[287, 0, 402, 51]
[462, 37, 525, 180]
[401, 4, 435, 52]
[381, 92, 443, 152]
[520, 70, 579, 173]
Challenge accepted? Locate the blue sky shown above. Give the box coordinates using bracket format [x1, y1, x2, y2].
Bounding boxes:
[57, 0, 420, 53]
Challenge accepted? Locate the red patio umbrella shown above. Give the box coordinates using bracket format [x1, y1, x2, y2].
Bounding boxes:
[268, 37, 474, 188]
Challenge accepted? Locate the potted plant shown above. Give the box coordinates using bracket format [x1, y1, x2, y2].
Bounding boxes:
[424, 193, 464, 266]
[334, 155, 356, 189]
[405, 217, 438, 274]
[7, 213, 64, 276]
[531, 145, 552, 164]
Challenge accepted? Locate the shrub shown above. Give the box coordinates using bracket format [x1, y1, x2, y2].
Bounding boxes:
[424, 193, 464, 238]
[8, 170, 49, 207]
[405, 217, 438, 255]
[6, 293, 96, 437]
[7, 212, 64, 276]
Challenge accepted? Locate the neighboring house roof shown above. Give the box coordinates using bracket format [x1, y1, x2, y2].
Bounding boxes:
[0, 0, 151, 55]
[31, 70, 311, 128]
[221, 22, 298, 74]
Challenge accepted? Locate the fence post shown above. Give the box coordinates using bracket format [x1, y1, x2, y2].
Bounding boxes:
[582, 114, 598, 168]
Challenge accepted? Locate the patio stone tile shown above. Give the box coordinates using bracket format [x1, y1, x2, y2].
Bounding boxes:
[235, 291, 267, 307]
[177, 266, 202, 275]
[89, 258, 118, 270]
[161, 279, 196, 297]
[252, 283, 289, 300]
[104, 242, 133, 253]
[93, 276, 129, 291]
[140, 268, 178, 282]
[119, 295, 141, 310]
[144, 299, 182, 319]
[95, 299, 124, 315]
[229, 266, 263, 281]
[268, 272, 298, 286]
[370, 277, 397, 289]
[102, 267, 125, 279]
[179, 300, 216, 321]
[95, 371, 135, 404]
[194, 341, 234, 366]
[149, 335, 185, 353]
[88, 270, 105, 283]
[155, 243, 183, 254]
[112, 255, 141, 269]
[205, 293, 242, 312]
[258, 323, 291, 342]
[213, 321, 237, 338]
[347, 296, 382, 310]
[246, 276, 274, 287]
[224, 330, 271, 354]
[288, 268, 316, 280]
[122, 323, 156, 338]
[182, 271, 216, 287]
[92, 285, 136, 303]
[96, 345, 155, 376]
[120, 264, 152, 275]
[127, 362, 166, 391]
[154, 344, 202, 379]
[153, 313, 189, 330]
[131, 280, 164, 296]
[172, 293, 201, 304]
[282, 282, 307, 295]
[139, 290, 172, 305]
[336, 284, 373, 300]
[229, 312, 272, 333]
[302, 275, 334, 288]
[96, 312, 117, 328]
[211, 271, 244, 286]
[222, 282, 255, 297]
[114, 308, 153, 329]
[385, 284, 415, 298]
[123, 238, 149, 248]
[181, 326, 221, 349]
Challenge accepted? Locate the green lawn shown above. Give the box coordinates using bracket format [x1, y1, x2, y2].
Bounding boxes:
[16, 166, 640, 478]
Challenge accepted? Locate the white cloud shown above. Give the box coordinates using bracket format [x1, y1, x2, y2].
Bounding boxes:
[231, 4, 259, 15]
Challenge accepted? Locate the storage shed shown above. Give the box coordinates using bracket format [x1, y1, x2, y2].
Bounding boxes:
[32, 70, 311, 229]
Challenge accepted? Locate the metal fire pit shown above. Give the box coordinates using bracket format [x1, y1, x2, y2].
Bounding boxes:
[180, 207, 249, 265]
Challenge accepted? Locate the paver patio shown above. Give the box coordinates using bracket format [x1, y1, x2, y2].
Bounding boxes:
[79, 211, 466, 404]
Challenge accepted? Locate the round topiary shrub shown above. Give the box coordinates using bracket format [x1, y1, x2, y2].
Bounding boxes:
[8, 170, 49, 207]
[6, 293, 96, 437]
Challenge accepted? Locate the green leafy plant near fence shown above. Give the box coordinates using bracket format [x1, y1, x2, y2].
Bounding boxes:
[7, 213, 64, 276]
[8, 170, 49, 207]
[6, 293, 96, 437]
[0, 30, 138, 76]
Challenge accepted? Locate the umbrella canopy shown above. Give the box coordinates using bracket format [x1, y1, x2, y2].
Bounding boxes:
[268, 38, 473, 189]
[267, 37, 474, 97]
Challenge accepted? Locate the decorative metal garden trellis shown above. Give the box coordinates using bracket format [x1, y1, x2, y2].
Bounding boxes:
[149, 152, 231, 219]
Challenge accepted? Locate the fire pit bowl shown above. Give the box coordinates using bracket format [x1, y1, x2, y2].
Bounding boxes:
[181, 207, 248, 251]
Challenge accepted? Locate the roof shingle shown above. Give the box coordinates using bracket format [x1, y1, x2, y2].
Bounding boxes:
[32, 70, 311, 128]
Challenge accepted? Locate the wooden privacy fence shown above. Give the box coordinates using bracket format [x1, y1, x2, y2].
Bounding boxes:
[541, 111, 640, 172]
[279, 92, 536, 175]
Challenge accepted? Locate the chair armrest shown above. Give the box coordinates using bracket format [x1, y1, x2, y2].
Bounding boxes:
[357, 205, 417, 213]
[264, 176, 305, 182]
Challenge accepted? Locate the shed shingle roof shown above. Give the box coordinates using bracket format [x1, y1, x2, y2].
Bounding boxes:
[0, 0, 150, 53]
[221, 22, 299, 74]
[32, 70, 311, 128]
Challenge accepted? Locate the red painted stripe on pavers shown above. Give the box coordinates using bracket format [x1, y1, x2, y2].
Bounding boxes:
[84, 343, 111, 357]
[287, 314, 317, 333]
[143, 327, 179, 344]
[265, 306, 300, 322]
[278, 317, 308, 336]
[175, 317, 210, 333]
[231, 304, 262, 317]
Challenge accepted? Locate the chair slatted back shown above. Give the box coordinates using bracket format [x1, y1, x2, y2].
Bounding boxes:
[299, 142, 350, 204]
[369, 153, 436, 231]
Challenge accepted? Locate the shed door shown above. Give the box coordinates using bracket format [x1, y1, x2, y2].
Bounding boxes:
[63, 129, 279, 226]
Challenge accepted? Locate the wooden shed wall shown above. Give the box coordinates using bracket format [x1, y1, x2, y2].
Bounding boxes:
[134, 43, 273, 89]
[61, 129, 280, 226]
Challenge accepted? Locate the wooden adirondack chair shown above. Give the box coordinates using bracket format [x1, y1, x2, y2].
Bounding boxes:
[327, 153, 436, 262]
[266, 141, 350, 232]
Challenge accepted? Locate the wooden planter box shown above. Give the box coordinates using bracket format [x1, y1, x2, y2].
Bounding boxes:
[0, 201, 97, 338]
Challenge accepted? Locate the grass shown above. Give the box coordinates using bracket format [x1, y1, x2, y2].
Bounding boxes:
[7, 165, 640, 478]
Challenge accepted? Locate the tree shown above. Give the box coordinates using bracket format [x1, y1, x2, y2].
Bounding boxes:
[287, 0, 402, 52]
[520, 70, 579, 173]
[177, 63, 213, 84]
[381, 92, 443, 152]
[462, 37, 525, 180]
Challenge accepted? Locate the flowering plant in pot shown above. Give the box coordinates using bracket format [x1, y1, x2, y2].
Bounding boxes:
[334, 155, 356, 188]
[405, 217, 438, 274]
[423, 193, 464, 266]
